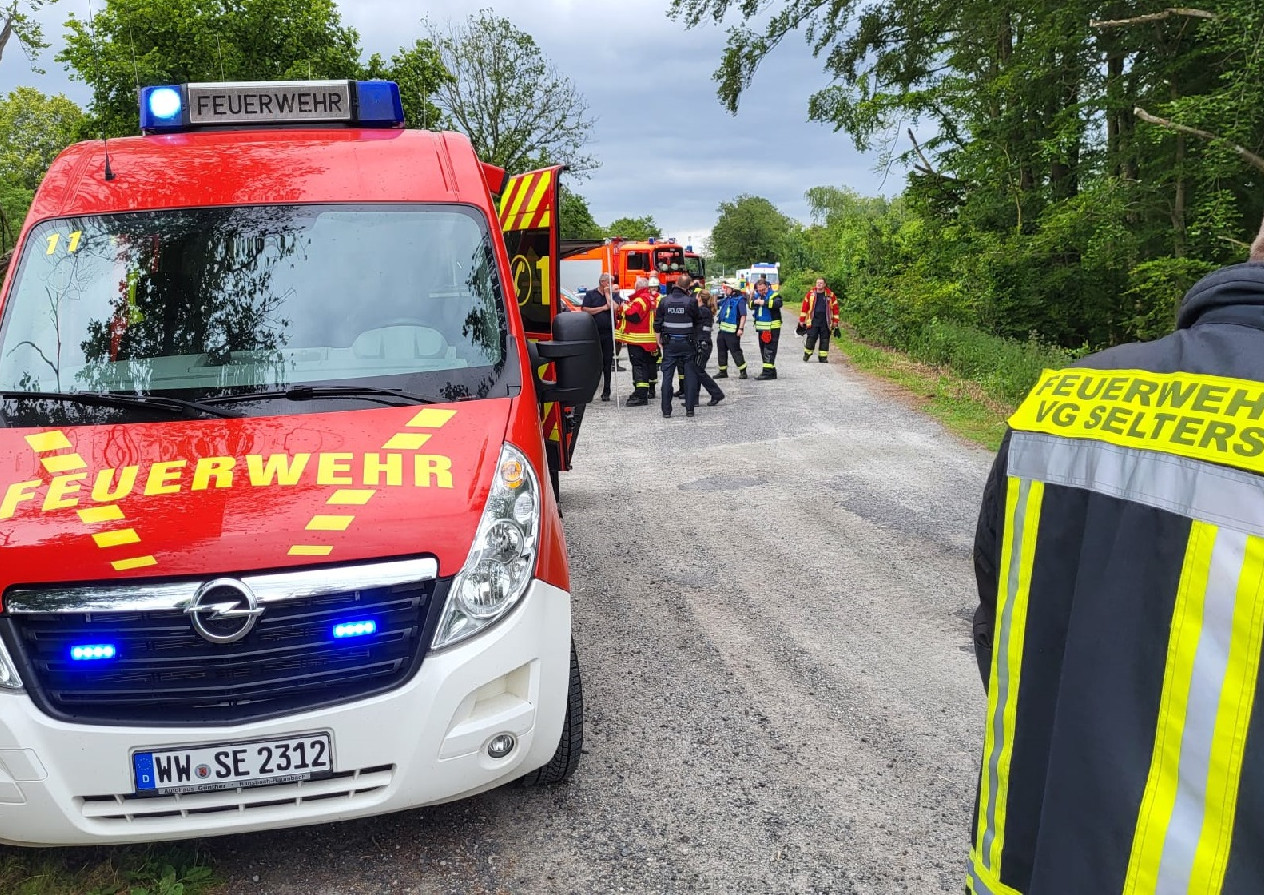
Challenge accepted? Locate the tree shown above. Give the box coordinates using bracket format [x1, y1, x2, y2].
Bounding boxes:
[58, 0, 363, 139]
[362, 39, 449, 131]
[0, 1, 57, 68]
[0, 87, 81, 191]
[605, 215, 660, 240]
[424, 9, 596, 176]
[560, 186, 603, 240]
[708, 194, 792, 270]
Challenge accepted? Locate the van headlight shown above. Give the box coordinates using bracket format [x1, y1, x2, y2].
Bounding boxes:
[432, 444, 540, 650]
[0, 636, 24, 691]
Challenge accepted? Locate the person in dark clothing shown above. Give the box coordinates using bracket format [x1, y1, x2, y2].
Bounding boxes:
[715, 279, 748, 379]
[582, 272, 617, 401]
[750, 278, 783, 379]
[653, 272, 701, 417]
[797, 278, 840, 363]
[689, 289, 725, 407]
[966, 223, 1264, 895]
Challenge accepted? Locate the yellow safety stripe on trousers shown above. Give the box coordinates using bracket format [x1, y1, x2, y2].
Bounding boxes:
[975, 477, 1044, 881]
[1123, 522, 1264, 894]
[1010, 368, 1264, 476]
[967, 856, 1026, 895]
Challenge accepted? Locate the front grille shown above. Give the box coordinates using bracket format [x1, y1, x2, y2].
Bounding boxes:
[79, 764, 395, 822]
[4, 568, 441, 726]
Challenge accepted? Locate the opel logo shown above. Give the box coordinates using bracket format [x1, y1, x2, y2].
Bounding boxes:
[186, 578, 264, 644]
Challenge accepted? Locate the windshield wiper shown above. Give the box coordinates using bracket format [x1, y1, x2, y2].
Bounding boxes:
[201, 385, 443, 407]
[0, 390, 244, 419]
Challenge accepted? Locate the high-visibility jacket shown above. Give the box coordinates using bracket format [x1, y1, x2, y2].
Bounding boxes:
[799, 289, 839, 329]
[970, 261, 1264, 895]
[617, 288, 658, 347]
[751, 289, 782, 330]
[717, 293, 747, 333]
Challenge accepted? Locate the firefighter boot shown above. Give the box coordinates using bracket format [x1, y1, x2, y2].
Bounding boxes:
[715, 368, 729, 379]
[739, 368, 748, 379]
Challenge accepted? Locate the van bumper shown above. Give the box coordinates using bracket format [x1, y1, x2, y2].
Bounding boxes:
[0, 578, 570, 846]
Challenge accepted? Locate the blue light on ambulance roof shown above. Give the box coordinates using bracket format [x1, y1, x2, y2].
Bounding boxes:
[140, 86, 185, 131]
[70, 643, 117, 661]
[332, 620, 377, 640]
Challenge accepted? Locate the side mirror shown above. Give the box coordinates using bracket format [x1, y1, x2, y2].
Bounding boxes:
[529, 310, 602, 405]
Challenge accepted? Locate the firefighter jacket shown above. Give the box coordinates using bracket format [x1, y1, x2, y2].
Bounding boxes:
[717, 293, 747, 333]
[970, 261, 1264, 895]
[751, 289, 782, 330]
[799, 289, 840, 329]
[617, 288, 658, 347]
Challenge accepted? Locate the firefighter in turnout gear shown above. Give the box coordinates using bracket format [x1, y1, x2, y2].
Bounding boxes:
[750, 277, 783, 379]
[653, 272, 701, 417]
[967, 222, 1264, 895]
[715, 279, 748, 379]
[798, 278, 840, 363]
[616, 277, 659, 407]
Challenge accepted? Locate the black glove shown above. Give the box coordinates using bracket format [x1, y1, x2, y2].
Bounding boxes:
[795, 323, 807, 336]
[832, 326, 842, 338]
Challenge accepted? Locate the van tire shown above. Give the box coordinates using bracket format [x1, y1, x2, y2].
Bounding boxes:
[519, 640, 583, 786]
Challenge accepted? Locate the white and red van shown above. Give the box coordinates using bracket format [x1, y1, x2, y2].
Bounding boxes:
[0, 79, 600, 846]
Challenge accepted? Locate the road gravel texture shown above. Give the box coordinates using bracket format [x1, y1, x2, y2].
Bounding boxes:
[207, 351, 994, 894]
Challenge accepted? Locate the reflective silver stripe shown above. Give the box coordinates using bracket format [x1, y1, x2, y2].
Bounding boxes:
[5, 556, 438, 613]
[982, 477, 1033, 866]
[1009, 432, 1264, 534]
[1153, 528, 1246, 893]
[968, 865, 998, 895]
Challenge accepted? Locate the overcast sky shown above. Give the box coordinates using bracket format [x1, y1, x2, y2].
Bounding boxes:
[0, 0, 907, 246]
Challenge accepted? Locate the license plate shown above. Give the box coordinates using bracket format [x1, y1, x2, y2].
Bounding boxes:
[133, 733, 333, 795]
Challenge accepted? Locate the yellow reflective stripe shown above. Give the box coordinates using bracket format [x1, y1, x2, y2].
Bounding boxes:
[1191, 534, 1264, 887]
[1009, 368, 1264, 476]
[990, 479, 1043, 872]
[1125, 522, 1217, 893]
[968, 853, 1027, 895]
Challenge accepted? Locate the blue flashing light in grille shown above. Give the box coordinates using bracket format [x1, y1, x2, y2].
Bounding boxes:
[332, 620, 377, 640]
[70, 643, 117, 661]
[140, 86, 185, 132]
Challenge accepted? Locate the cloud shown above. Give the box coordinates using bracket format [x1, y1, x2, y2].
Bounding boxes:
[0, 0, 909, 239]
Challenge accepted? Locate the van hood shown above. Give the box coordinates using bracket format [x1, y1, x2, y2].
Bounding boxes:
[0, 401, 511, 590]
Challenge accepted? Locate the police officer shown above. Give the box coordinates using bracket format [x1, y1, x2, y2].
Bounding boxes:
[653, 271, 701, 418]
[715, 279, 748, 379]
[616, 276, 659, 406]
[750, 277, 783, 379]
[968, 222, 1264, 894]
[798, 277, 840, 363]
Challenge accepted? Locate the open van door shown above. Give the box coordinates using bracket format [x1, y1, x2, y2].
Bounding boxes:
[497, 166, 581, 480]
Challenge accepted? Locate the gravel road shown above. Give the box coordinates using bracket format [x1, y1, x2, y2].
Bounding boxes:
[206, 349, 994, 894]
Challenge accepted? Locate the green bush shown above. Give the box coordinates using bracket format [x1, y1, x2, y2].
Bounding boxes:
[909, 319, 1077, 404]
[1123, 256, 1217, 342]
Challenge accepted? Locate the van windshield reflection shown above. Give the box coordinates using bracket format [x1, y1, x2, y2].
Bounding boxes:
[0, 204, 515, 425]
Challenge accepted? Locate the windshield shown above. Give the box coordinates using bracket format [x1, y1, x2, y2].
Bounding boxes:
[0, 204, 515, 425]
[684, 254, 704, 279]
[653, 247, 684, 274]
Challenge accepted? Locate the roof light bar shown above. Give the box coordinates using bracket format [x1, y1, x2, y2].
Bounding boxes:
[139, 80, 405, 134]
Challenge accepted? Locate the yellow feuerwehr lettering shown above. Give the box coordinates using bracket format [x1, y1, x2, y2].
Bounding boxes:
[316, 453, 354, 486]
[246, 453, 310, 486]
[44, 472, 87, 511]
[0, 480, 41, 520]
[414, 455, 454, 488]
[92, 466, 138, 502]
[144, 459, 186, 495]
[192, 456, 236, 491]
[363, 453, 404, 487]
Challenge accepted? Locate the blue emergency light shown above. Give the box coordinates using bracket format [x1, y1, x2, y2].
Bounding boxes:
[140, 80, 405, 133]
[70, 643, 117, 661]
[332, 619, 377, 640]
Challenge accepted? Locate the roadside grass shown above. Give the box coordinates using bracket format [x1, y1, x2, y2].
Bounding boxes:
[0, 844, 218, 895]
